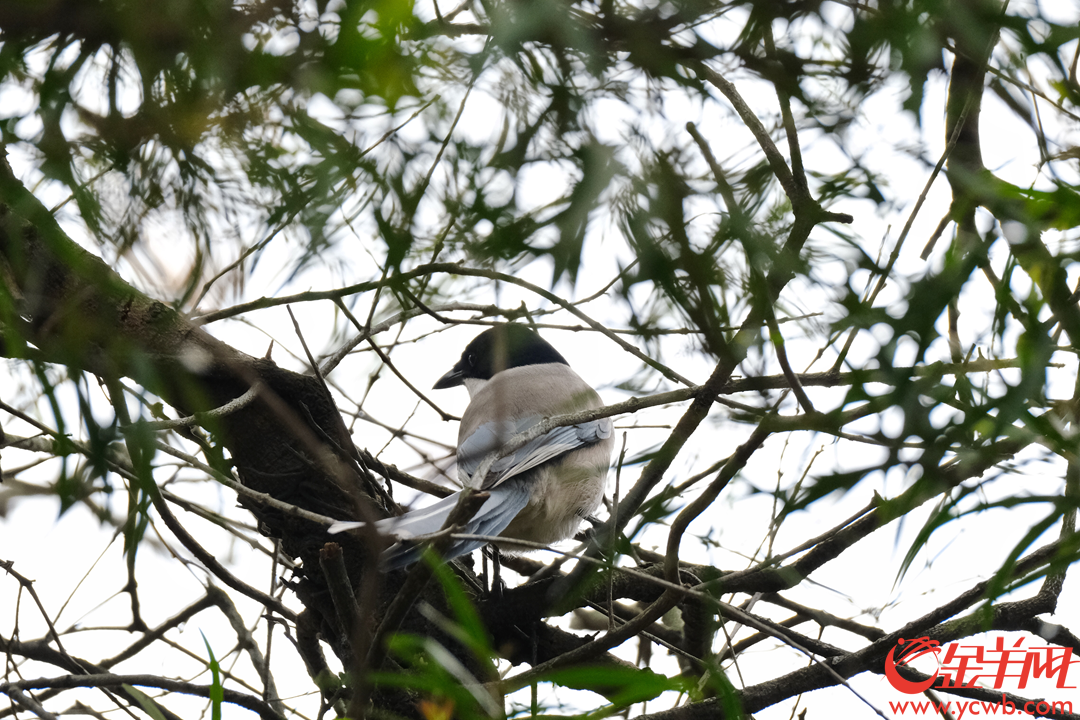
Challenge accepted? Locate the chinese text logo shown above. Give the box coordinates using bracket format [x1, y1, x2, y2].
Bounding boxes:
[885, 636, 1076, 695]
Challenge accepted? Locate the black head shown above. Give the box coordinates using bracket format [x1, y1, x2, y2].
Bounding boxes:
[433, 324, 569, 389]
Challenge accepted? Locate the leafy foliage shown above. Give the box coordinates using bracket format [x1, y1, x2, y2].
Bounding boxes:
[2, 0, 1080, 718]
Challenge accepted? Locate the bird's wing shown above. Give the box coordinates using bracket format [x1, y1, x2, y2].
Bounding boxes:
[458, 415, 613, 490]
[379, 483, 531, 570]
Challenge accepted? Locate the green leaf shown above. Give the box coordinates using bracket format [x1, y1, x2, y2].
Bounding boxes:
[426, 554, 497, 663]
[201, 631, 224, 720]
[122, 684, 169, 720]
[375, 634, 503, 719]
[543, 665, 689, 705]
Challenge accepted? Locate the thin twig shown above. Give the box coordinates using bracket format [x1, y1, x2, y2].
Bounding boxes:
[0, 675, 286, 720]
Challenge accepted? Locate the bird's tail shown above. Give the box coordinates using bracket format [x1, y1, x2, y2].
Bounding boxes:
[379, 482, 531, 570]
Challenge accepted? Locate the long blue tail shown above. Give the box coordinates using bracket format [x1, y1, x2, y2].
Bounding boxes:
[379, 481, 530, 569]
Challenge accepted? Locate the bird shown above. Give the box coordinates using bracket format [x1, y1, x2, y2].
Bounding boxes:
[332, 324, 613, 570]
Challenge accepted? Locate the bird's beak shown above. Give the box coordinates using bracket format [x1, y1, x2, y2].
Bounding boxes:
[433, 364, 465, 389]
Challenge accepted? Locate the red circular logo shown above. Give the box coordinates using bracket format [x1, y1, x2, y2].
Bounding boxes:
[884, 637, 941, 694]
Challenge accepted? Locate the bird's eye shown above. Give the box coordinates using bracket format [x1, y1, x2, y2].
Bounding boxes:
[466, 352, 477, 367]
